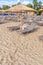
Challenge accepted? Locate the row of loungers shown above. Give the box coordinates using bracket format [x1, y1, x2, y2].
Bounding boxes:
[7, 22, 43, 41]
[0, 15, 43, 26]
[8, 22, 36, 34]
[0, 14, 43, 24]
[8, 25, 43, 40]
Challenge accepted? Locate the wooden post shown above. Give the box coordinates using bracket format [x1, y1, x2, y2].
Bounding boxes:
[20, 12, 22, 30]
[15, 13, 18, 22]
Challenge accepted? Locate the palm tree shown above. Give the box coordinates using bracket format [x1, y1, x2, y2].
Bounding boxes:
[26, 4, 33, 8]
[38, 1, 42, 9]
[0, 7, 2, 10]
[33, 0, 38, 9]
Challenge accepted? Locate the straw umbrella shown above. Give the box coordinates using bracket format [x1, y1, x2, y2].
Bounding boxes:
[39, 9, 43, 12]
[39, 8, 43, 15]
[0, 10, 5, 14]
[5, 4, 35, 30]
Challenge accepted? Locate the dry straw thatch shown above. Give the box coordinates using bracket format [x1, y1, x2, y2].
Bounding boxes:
[5, 4, 35, 12]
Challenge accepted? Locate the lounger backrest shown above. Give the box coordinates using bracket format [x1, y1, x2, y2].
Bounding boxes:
[1, 16, 6, 22]
[22, 23, 36, 33]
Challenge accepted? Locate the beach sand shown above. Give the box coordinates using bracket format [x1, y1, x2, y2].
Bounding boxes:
[0, 21, 43, 65]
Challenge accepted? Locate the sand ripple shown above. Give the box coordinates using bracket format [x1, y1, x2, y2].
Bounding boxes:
[0, 22, 43, 65]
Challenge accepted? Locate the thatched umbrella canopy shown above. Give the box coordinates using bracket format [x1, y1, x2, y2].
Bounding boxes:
[5, 4, 35, 12]
[39, 6, 43, 12]
[39, 8, 43, 15]
[0, 10, 5, 12]
[5, 4, 35, 30]
[39, 9, 43, 12]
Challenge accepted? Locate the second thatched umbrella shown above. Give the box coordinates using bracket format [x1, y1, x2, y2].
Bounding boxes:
[39, 8, 43, 15]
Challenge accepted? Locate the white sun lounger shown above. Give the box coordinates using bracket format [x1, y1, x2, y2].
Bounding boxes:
[39, 35, 43, 40]
[17, 23, 36, 34]
[37, 21, 43, 26]
[0, 16, 6, 24]
[7, 25, 20, 30]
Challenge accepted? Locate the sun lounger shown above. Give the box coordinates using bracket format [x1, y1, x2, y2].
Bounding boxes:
[39, 35, 43, 40]
[37, 21, 43, 26]
[17, 23, 36, 34]
[0, 16, 6, 24]
[7, 25, 20, 30]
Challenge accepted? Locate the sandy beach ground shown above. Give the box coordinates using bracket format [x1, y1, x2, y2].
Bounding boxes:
[0, 21, 43, 65]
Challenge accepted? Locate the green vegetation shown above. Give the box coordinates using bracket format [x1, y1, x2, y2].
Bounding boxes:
[2, 5, 10, 10]
[0, 7, 2, 10]
[27, 4, 33, 8]
[0, 5, 10, 10]
[33, 0, 38, 9]
[12, 5, 16, 7]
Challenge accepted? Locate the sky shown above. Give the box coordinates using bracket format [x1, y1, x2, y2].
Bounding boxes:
[0, 0, 43, 7]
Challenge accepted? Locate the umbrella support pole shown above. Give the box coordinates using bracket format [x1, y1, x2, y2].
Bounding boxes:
[20, 12, 23, 30]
